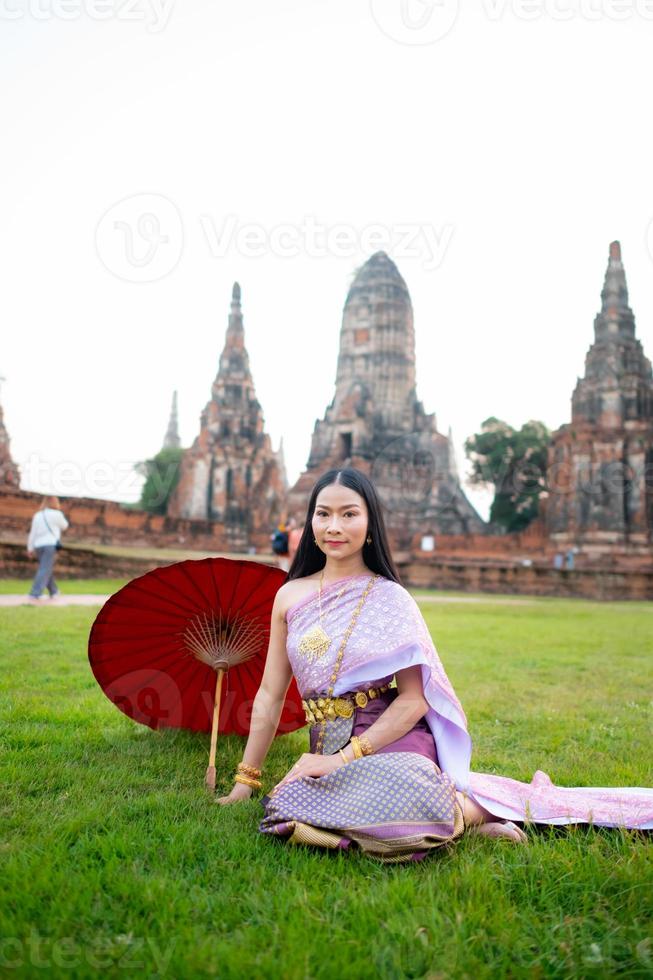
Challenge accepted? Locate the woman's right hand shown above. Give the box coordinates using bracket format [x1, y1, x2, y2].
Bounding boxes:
[215, 782, 254, 805]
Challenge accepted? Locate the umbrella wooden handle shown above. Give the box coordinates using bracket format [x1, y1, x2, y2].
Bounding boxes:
[205, 669, 224, 791]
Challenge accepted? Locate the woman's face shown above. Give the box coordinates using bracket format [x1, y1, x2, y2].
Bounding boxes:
[311, 483, 368, 561]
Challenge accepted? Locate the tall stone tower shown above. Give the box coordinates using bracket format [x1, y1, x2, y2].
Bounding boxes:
[0, 380, 20, 488]
[546, 241, 653, 555]
[287, 252, 485, 547]
[162, 390, 181, 450]
[167, 283, 288, 550]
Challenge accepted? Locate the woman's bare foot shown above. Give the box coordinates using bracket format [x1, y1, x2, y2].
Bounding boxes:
[456, 792, 528, 843]
[468, 820, 528, 843]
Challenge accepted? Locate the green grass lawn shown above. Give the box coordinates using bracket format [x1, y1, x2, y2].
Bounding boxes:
[0, 578, 129, 595]
[1, 594, 652, 979]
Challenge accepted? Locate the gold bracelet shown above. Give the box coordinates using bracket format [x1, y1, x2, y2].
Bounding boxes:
[234, 773, 262, 789]
[350, 736, 363, 760]
[357, 733, 374, 756]
[237, 761, 262, 778]
[338, 748, 348, 765]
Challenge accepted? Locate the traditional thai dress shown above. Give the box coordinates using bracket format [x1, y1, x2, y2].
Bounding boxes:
[258, 573, 653, 862]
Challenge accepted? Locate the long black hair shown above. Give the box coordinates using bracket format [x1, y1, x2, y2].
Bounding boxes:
[287, 467, 402, 584]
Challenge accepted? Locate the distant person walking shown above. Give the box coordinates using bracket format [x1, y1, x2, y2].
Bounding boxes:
[26, 496, 69, 602]
[271, 521, 290, 572]
[286, 516, 302, 569]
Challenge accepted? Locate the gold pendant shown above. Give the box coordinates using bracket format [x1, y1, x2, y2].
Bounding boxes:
[297, 623, 331, 661]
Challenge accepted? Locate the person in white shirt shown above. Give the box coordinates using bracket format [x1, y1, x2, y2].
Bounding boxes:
[26, 496, 69, 602]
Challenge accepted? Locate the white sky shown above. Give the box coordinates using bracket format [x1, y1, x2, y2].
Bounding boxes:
[3, 0, 653, 522]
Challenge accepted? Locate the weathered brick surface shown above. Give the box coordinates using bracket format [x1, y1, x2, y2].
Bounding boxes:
[0, 541, 279, 582]
[3, 538, 650, 600]
[0, 541, 177, 580]
[0, 488, 228, 551]
[398, 557, 653, 600]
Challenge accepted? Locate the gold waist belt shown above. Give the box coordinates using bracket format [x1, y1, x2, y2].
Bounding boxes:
[302, 684, 391, 725]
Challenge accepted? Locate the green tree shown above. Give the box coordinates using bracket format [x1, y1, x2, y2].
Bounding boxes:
[464, 417, 550, 532]
[136, 447, 183, 515]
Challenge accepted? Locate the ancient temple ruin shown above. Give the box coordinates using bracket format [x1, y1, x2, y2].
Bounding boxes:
[287, 251, 485, 548]
[162, 390, 181, 450]
[0, 386, 20, 488]
[167, 283, 287, 550]
[546, 241, 653, 555]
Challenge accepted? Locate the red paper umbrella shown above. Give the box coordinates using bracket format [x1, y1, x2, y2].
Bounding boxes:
[88, 556, 305, 788]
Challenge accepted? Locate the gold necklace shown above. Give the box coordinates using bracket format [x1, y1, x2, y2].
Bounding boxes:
[314, 573, 379, 754]
[297, 569, 350, 662]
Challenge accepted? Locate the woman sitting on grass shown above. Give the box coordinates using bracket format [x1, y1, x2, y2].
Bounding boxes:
[217, 467, 653, 863]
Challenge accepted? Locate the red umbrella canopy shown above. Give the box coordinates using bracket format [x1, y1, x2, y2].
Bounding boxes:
[88, 556, 305, 737]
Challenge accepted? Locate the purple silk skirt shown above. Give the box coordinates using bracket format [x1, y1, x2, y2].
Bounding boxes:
[260, 688, 463, 862]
